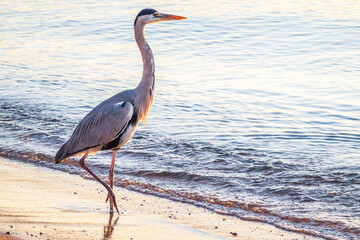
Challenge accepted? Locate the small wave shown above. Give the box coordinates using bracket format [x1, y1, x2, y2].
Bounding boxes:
[132, 170, 214, 183]
[0, 147, 358, 239]
[111, 176, 356, 240]
[244, 132, 360, 144]
[0, 147, 79, 170]
[0, 148, 53, 163]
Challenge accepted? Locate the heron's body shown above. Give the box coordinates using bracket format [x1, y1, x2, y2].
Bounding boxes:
[55, 86, 152, 161]
[55, 9, 186, 214]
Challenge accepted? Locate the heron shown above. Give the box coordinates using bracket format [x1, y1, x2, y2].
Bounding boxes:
[55, 9, 186, 214]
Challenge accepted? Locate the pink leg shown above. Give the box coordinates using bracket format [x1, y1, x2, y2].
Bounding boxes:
[79, 153, 119, 215]
[106, 150, 118, 202]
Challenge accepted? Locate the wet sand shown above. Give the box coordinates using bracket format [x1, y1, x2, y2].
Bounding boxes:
[0, 157, 320, 240]
[0, 235, 21, 240]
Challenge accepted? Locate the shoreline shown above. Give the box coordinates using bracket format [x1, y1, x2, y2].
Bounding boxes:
[0, 157, 320, 240]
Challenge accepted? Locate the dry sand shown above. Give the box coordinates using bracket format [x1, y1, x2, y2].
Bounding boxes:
[0, 157, 320, 240]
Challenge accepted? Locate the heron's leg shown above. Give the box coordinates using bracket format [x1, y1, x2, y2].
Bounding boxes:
[79, 153, 119, 215]
[106, 150, 118, 202]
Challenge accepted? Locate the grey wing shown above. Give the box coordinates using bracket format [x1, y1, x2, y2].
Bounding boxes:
[55, 101, 133, 163]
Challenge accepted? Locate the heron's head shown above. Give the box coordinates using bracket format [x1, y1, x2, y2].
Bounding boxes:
[134, 8, 186, 27]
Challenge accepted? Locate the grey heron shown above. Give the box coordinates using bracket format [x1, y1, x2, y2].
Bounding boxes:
[55, 8, 186, 214]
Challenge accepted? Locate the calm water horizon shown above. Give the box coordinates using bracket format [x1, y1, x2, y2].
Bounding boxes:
[1, 1, 359, 239]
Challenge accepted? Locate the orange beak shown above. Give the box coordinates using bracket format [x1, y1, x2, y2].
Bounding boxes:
[160, 13, 187, 20]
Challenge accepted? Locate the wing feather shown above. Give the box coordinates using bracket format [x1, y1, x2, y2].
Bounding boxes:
[55, 101, 133, 163]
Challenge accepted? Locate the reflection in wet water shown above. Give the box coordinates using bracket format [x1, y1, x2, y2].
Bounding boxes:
[103, 214, 119, 240]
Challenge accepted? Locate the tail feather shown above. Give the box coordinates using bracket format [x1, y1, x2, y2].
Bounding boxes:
[55, 143, 69, 164]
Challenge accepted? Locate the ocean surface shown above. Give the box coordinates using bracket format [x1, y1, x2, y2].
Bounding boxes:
[1, 1, 359, 239]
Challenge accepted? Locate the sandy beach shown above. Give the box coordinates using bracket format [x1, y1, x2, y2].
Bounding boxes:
[0, 157, 320, 240]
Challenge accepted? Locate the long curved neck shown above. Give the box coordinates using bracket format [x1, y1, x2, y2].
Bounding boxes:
[133, 22, 155, 123]
[135, 23, 155, 92]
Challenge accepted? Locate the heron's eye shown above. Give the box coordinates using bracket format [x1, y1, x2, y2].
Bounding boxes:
[153, 12, 161, 17]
